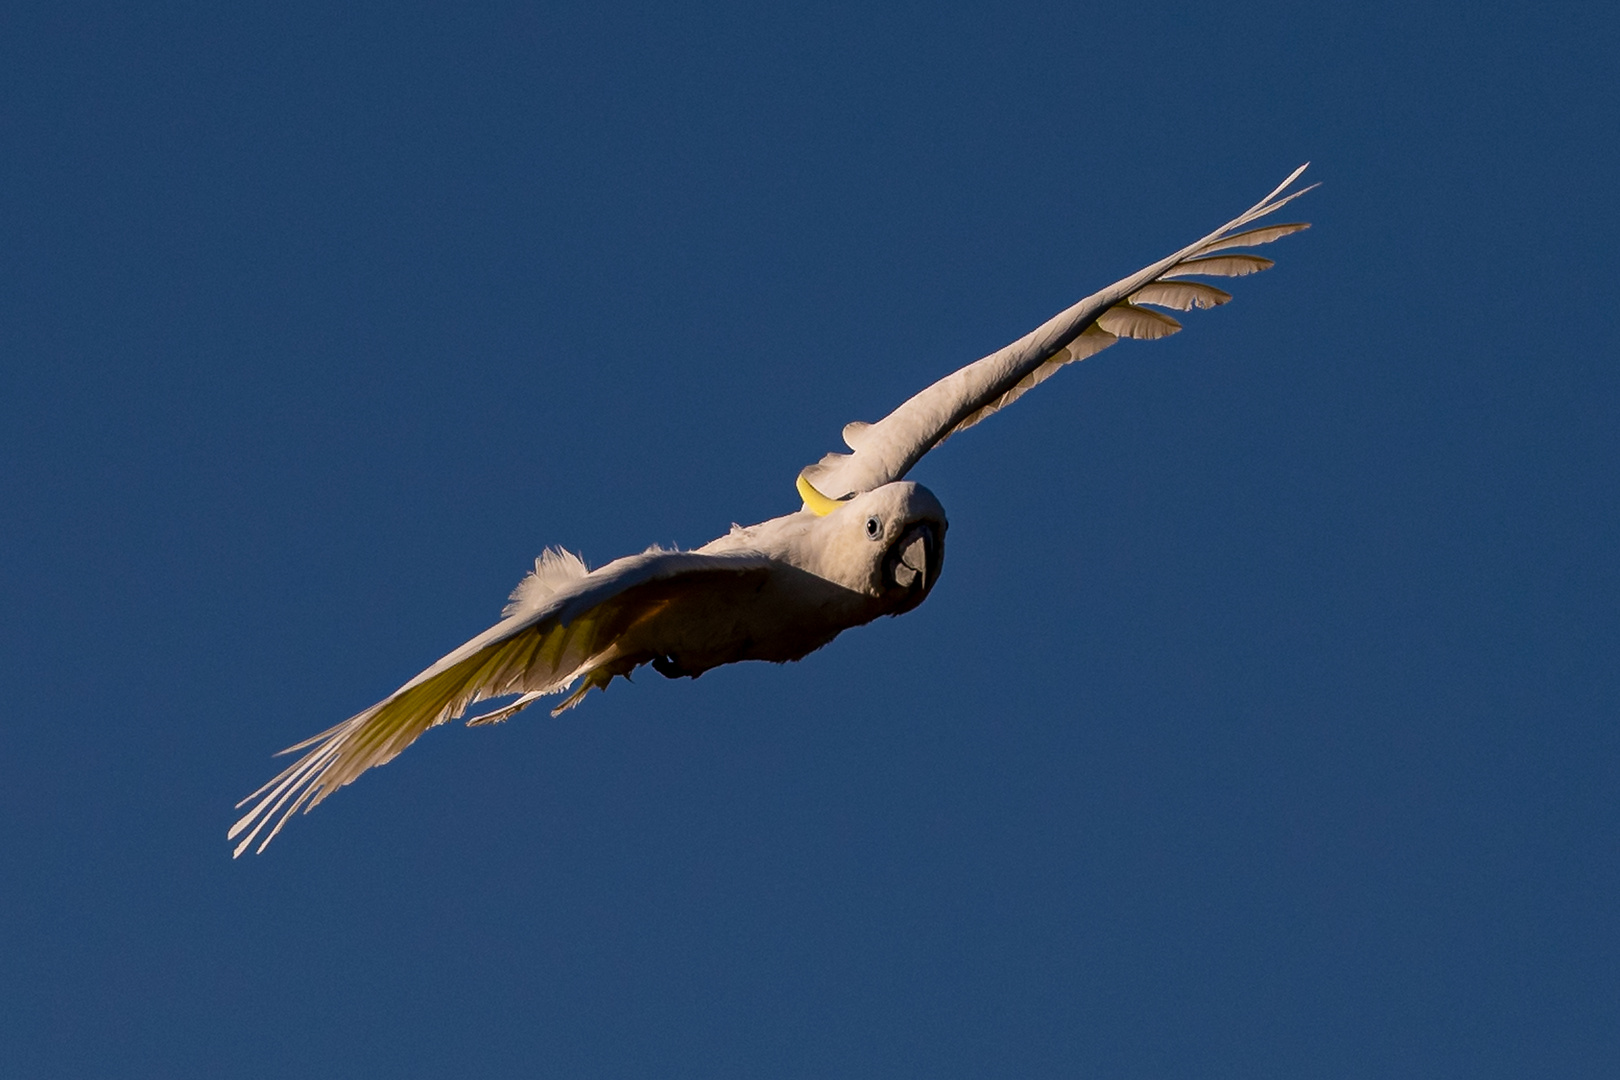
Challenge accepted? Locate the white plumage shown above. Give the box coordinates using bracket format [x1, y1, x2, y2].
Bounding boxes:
[231, 166, 1316, 856]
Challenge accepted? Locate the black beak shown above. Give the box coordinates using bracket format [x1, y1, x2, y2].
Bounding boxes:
[889, 522, 939, 594]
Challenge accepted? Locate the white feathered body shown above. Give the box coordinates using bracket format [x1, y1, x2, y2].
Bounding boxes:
[549, 480, 950, 679]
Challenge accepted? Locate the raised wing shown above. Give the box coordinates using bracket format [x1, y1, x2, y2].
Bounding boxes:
[230, 549, 772, 856]
[799, 165, 1317, 501]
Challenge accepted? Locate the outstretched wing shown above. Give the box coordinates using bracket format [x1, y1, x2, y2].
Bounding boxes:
[800, 165, 1317, 501]
[230, 549, 772, 856]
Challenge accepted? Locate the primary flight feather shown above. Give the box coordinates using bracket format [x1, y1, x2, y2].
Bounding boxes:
[232, 165, 1316, 856]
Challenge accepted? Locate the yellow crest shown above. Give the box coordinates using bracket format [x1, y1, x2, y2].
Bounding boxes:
[795, 474, 844, 517]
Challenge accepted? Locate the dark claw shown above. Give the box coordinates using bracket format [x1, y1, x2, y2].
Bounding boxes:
[652, 654, 691, 679]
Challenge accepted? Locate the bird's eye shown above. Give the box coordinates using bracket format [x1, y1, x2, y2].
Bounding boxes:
[865, 516, 882, 540]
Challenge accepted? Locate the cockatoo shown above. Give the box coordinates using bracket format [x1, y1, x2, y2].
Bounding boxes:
[231, 165, 1316, 856]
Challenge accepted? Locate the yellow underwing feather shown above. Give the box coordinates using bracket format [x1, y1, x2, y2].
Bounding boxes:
[463, 690, 546, 727]
[552, 667, 614, 715]
[233, 550, 776, 854]
[230, 613, 606, 855]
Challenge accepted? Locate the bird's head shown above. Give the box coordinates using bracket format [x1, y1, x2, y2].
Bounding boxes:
[799, 478, 947, 613]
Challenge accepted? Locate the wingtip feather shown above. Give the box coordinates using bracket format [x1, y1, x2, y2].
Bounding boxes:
[1263, 162, 1310, 204]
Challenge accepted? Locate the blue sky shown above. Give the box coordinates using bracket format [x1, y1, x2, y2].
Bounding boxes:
[4, 2, 1617, 1076]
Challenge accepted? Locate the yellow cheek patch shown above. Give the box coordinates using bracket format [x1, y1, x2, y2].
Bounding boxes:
[796, 474, 845, 517]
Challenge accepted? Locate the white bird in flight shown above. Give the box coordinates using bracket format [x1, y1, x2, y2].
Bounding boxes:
[232, 165, 1317, 856]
